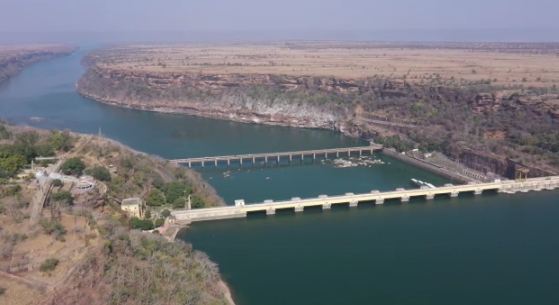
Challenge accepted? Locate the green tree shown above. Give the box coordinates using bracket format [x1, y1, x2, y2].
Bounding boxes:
[191, 195, 205, 209]
[60, 157, 85, 176]
[51, 179, 63, 187]
[129, 217, 154, 230]
[161, 209, 171, 218]
[172, 197, 186, 209]
[154, 218, 165, 227]
[51, 191, 74, 206]
[163, 181, 191, 203]
[48, 130, 73, 152]
[86, 166, 111, 181]
[146, 189, 165, 206]
[0, 153, 26, 178]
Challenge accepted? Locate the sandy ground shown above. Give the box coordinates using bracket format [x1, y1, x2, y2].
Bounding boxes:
[90, 42, 559, 87]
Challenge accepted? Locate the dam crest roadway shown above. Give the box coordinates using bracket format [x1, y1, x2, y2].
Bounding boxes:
[171, 176, 559, 224]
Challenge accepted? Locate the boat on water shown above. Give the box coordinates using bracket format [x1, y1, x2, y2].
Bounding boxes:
[410, 178, 436, 189]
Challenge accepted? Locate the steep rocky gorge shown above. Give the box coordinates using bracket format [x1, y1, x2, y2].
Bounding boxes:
[77, 65, 559, 178]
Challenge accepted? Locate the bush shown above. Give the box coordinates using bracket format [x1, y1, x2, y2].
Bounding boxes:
[51, 191, 74, 206]
[146, 189, 165, 206]
[39, 258, 59, 273]
[161, 209, 171, 218]
[60, 157, 85, 176]
[48, 130, 73, 152]
[191, 195, 205, 209]
[0, 286, 5, 296]
[51, 179, 63, 187]
[39, 219, 66, 240]
[172, 197, 186, 209]
[86, 166, 111, 181]
[154, 218, 165, 228]
[130, 217, 154, 230]
[0, 152, 26, 178]
[163, 181, 191, 203]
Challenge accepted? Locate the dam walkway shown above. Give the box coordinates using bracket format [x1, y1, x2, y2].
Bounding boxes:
[171, 176, 559, 224]
[169, 144, 383, 167]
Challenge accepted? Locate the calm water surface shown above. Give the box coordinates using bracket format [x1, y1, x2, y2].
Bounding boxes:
[1, 49, 558, 305]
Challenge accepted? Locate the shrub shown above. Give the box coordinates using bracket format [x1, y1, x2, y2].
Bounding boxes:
[146, 189, 165, 206]
[163, 181, 191, 203]
[129, 217, 154, 230]
[0, 287, 5, 296]
[86, 166, 111, 181]
[60, 157, 85, 176]
[51, 179, 63, 187]
[172, 197, 186, 209]
[51, 191, 73, 206]
[39, 258, 59, 273]
[191, 195, 205, 209]
[154, 218, 165, 228]
[48, 130, 73, 152]
[0, 153, 26, 178]
[161, 209, 171, 218]
[39, 219, 66, 240]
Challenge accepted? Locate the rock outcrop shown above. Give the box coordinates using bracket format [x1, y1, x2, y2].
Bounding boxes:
[77, 60, 559, 179]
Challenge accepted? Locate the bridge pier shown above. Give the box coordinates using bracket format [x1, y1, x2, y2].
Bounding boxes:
[426, 194, 435, 200]
[401, 196, 410, 203]
[322, 203, 331, 210]
[376, 198, 384, 205]
[349, 200, 358, 208]
[474, 189, 483, 195]
[266, 208, 275, 216]
[295, 206, 304, 213]
[450, 191, 459, 198]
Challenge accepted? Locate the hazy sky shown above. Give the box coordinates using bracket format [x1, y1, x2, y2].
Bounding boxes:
[1, 0, 558, 42]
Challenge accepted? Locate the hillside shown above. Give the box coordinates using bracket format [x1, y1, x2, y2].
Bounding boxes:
[0, 45, 74, 84]
[77, 42, 559, 178]
[0, 123, 232, 305]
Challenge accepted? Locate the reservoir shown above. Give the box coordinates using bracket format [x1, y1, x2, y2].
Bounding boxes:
[1, 49, 558, 305]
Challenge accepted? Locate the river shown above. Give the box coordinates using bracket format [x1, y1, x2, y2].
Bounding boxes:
[1, 49, 558, 305]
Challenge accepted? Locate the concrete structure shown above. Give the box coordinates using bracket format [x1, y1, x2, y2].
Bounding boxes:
[172, 176, 559, 224]
[121, 197, 144, 218]
[170, 145, 383, 168]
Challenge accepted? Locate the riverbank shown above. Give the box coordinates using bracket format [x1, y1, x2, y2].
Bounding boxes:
[0, 45, 74, 84]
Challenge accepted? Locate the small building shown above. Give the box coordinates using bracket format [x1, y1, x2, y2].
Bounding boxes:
[121, 197, 144, 218]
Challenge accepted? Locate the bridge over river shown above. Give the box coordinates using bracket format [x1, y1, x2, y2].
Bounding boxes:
[169, 144, 383, 167]
[171, 176, 559, 224]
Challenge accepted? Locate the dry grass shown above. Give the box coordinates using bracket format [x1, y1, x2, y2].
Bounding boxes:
[92, 42, 559, 87]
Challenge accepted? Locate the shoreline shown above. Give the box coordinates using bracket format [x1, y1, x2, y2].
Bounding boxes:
[219, 279, 237, 305]
[77, 90, 485, 183]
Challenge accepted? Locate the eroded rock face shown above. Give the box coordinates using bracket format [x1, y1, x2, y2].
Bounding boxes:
[77, 63, 559, 178]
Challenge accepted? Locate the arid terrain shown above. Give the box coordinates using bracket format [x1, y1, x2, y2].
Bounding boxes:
[0, 45, 74, 84]
[0, 123, 231, 305]
[78, 42, 559, 178]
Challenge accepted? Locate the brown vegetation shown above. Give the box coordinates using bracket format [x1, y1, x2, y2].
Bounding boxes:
[0, 123, 231, 305]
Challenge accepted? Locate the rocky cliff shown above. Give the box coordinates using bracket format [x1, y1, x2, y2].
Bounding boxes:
[77, 64, 559, 178]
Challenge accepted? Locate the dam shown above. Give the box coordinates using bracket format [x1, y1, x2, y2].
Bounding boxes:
[171, 176, 559, 223]
[169, 144, 383, 167]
